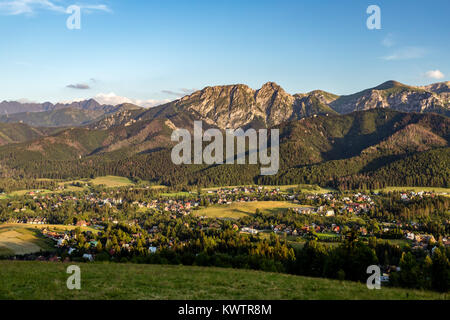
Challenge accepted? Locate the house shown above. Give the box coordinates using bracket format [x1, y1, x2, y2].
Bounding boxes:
[293, 207, 315, 215]
[241, 227, 258, 235]
[82, 254, 93, 261]
[406, 232, 415, 240]
[76, 220, 87, 227]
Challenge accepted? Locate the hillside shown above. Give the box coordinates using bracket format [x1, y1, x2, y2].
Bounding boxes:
[0, 123, 60, 146]
[0, 261, 446, 300]
[0, 80, 448, 189]
[0, 109, 447, 189]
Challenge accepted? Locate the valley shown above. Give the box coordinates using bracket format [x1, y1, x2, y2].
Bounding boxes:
[0, 178, 448, 294]
[0, 80, 449, 299]
[2, 0, 449, 305]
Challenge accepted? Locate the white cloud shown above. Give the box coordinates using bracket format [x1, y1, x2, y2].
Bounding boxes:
[82, 4, 111, 13]
[382, 47, 427, 61]
[67, 83, 90, 90]
[424, 70, 445, 80]
[161, 88, 197, 97]
[0, 0, 64, 15]
[0, 0, 110, 16]
[17, 98, 38, 103]
[381, 33, 395, 47]
[93, 92, 172, 108]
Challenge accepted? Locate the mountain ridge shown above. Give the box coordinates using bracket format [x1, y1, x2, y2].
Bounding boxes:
[0, 102, 144, 127]
[1, 80, 448, 129]
[135, 80, 450, 130]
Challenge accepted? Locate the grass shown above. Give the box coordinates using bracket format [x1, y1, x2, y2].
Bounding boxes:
[160, 191, 192, 197]
[0, 223, 98, 256]
[195, 201, 307, 219]
[386, 239, 412, 248]
[201, 184, 334, 194]
[0, 261, 446, 300]
[375, 186, 450, 194]
[147, 185, 167, 190]
[1, 176, 136, 198]
[3, 223, 97, 233]
[8, 189, 53, 197]
[90, 176, 134, 188]
[0, 224, 55, 256]
[276, 184, 335, 194]
[316, 232, 340, 240]
[0, 246, 14, 255]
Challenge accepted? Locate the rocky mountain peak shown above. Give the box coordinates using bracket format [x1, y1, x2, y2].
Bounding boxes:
[159, 80, 450, 129]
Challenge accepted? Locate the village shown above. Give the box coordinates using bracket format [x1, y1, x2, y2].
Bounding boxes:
[3, 185, 447, 260]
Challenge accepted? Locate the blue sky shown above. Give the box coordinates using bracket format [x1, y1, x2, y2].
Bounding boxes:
[1, 0, 449, 106]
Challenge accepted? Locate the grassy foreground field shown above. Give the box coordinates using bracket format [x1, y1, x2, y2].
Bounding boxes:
[0, 261, 446, 300]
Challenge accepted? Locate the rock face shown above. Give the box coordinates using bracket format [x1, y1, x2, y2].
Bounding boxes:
[2, 80, 448, 130]
[329, 81, 450, 116]
[169, 82, 336, 129]
[157, 80, 449, 129]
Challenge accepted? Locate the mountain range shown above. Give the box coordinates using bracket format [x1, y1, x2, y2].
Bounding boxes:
[1, 80, 448, 128]
[0, 99, 144, 127]
[0, 80, 448, 189]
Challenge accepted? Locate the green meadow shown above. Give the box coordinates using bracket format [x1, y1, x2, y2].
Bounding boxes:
[375, 186, 450, 193]
[0, 224, 98, 257]
[0, 224, 55, 256]
[0, 261, 446, 300]
[194, 201, 304, 219]
[201, 184, 334, 194]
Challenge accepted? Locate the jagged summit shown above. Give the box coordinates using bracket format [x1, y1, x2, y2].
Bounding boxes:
[1, 80, 448, 129]
[160, 80, 449, 129]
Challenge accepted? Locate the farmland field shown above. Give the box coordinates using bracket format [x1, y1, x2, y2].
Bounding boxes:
[90, 176, 134, 188]
[1, 176, 137, 198]
[375, 186, 450, 193]
[0, 261, 446, 300]
[160, 191, 192, 197]
[0, 223, 98, 257]
[194, 201, 307, 219]
[3, 223, 98, 233]
[202, 184, 334, 194]
[8, 189, 53, 197]
[0, 224, 55, 256]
